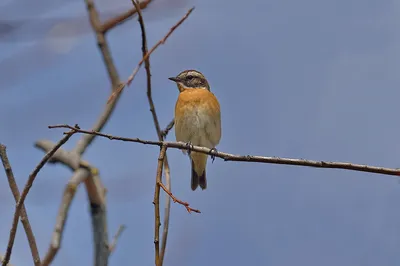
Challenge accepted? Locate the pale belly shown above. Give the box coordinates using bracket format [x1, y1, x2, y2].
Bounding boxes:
[175, 109, 216, 149]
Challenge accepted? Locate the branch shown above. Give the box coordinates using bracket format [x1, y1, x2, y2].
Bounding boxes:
[41, 169, 89, 266]
[0, 255, 12, 266]
[153, 145, 167, 266]
[100, 0, 152, 33]
[131, 1, 172, 264]
[158, 182, 200, 213]
[107, 7, 195, 104]
[74, 0, 125, 156]
[109, 225, 126, 254]
[2, 129, 76, 266]
[0, 145, 40, 266]
[161, 120, 175, 139]
[49, 125, 400, 177]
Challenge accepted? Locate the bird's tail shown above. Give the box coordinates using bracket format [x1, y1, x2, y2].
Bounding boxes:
[190, 152, 207, 191]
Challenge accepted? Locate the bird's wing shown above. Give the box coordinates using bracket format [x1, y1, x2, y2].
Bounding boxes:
[204, 92, 221, 147]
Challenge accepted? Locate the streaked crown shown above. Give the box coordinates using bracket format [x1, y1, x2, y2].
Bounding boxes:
[168, 69, 210, 91]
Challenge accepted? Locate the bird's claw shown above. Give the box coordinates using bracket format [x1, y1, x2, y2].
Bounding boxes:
[185, 141, 194, 155]
[209, 148, 218, 163]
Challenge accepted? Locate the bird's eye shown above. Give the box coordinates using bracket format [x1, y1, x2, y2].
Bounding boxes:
[187, 75, 193, 80]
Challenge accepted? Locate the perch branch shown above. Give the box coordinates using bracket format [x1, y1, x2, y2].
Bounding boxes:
[107, 7, 195, 104]
[50, 124, 400, 177]
[0, 145, 40, 266]
[2, 130, 76, 266]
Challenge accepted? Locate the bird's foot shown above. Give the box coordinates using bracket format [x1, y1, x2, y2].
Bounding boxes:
[209, 148, 218, 163]
[185, 141, 194, 155]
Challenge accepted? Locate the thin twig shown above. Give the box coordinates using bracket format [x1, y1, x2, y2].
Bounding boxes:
[109, 225, 126, 254]
[0, 145, 41, 266]
[132, 1, 172, 263]
[100, 0, 152, 33]
[49, 124, 400, 177]
[107, 7, 195, 104]
[2, 129, 75, 266]
[153, 145, 167, 266]
[158, 182, 200, 213]
[161, 120, 175, 139]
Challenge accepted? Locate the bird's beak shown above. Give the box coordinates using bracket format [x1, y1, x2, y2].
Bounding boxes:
[168, 77, 180, 83]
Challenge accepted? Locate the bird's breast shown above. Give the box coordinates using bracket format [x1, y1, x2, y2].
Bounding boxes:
[174, 89, 220, 146]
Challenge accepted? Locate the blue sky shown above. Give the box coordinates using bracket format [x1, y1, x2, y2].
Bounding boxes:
[1, 0, 400, 265]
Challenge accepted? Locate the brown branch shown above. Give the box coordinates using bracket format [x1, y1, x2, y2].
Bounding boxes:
[107, 7, 195, 104]
[35, 140, 111, 266]
[131, 1, 172, 264]
[0, 255, 12, 266]
[160, 162, 171, 263]
[74, 0, 125, 156]
[153, 145, 167, 266]
[2, 129, 76, 266]
[49, 124, 400, 177]
[161, 120, 175, 139]
[100, 0, 152, 33]
[158, 182, 200, 213]
[109, 225, 126, 254]
[41, 168, 89, 266]
[0, 145, 40, 266]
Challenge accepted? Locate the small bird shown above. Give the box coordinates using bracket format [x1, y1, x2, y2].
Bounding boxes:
[169, 70, 221, 191]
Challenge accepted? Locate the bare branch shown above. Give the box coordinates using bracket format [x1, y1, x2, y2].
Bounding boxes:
[107, 7, 195, 104]
[153, 145, 167, 266]
[160, 164, 171, 263]
[49, 125, 400, 177]
[0, 145, 40, 266]
[158, 182, 200, 213]
[109, 225, 126, 254]
[131, 1, 172, 263]
[2, 129, 76, 266]
[74, 0, 125, 156]
[41, 169, 89, 266]
[35, 140, 85, 170]
[100, 0, 153, 33]
[0, 255, 12, 266]
[161, 120, 175, 139]
[34, 141, 111, 266]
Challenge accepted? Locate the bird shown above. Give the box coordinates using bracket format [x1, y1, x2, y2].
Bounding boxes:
[169, 69, 221, 191]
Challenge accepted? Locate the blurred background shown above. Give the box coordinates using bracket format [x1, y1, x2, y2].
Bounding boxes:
[1, 0, 400, 265]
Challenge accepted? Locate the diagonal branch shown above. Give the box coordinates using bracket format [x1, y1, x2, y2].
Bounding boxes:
[158, 182, 200, 213]
[49, 124, 400, 177]
[161, 120, 175, 139]
[41, 168, 89, 266]
[107, 7, 195, 104]
[2, 129, 76, 266]
[0, 255, 12, 266]
[0, 145, 41, 266]
[109, 225, 126, 254]
[100, 0, 153, 33]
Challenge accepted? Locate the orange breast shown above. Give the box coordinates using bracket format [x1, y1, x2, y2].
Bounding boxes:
[175, 88, 220, 118]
